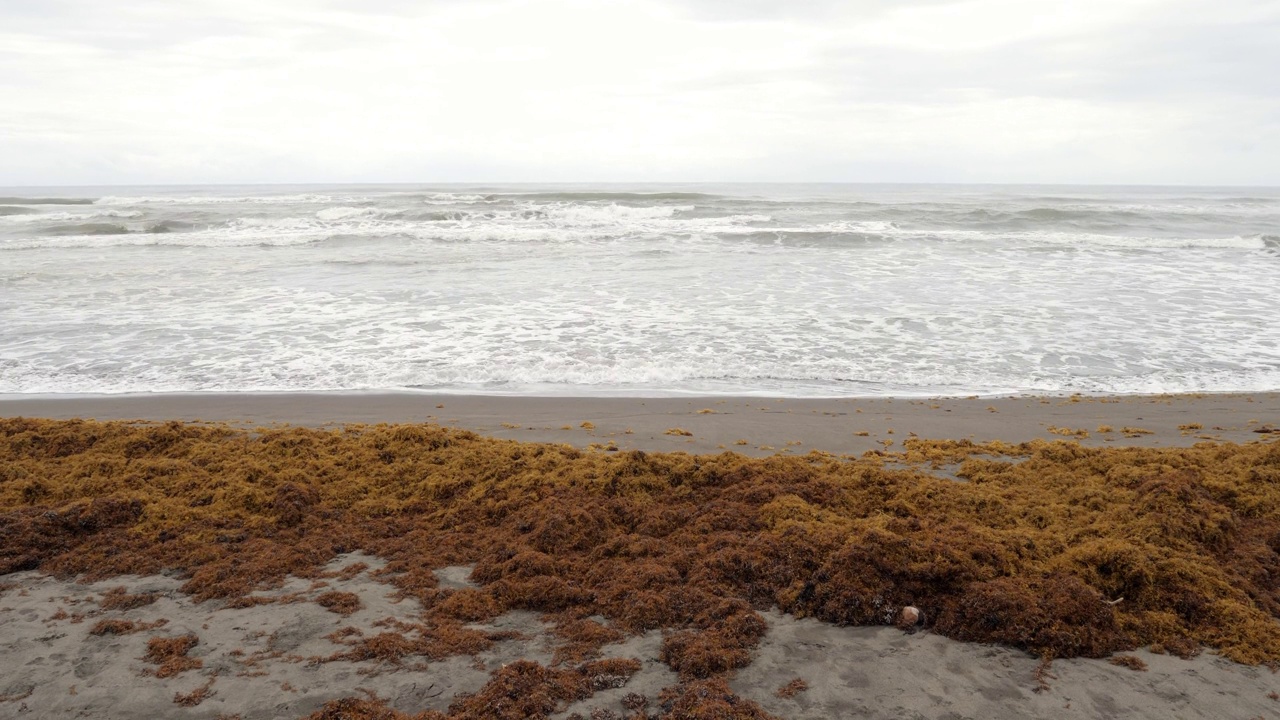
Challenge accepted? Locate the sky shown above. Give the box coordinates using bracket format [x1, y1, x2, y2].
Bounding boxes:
[1, 0, 1277, 186]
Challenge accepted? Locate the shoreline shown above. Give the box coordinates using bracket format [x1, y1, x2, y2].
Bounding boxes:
[2, 391, 1276, 456]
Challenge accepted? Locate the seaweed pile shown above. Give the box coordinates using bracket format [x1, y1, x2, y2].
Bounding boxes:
[2, 418, 1279, 718]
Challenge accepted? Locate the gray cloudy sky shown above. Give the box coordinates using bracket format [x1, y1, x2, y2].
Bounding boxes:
[1, 0, 1277, 185]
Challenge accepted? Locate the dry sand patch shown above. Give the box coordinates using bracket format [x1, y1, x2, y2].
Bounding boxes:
[0, 555, 640, 718]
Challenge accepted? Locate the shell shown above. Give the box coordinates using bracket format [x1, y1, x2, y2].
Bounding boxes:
[900, 606, 921, 626]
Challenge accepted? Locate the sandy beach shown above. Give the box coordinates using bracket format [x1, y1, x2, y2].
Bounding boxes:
[2, 393, 1279, 719]
[2, 391, 1277, 455]
[6, 0, 1279, 714]
[3, 555, 1278, 719]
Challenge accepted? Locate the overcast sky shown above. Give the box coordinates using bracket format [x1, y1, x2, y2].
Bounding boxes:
[2, 0, 1277, 186]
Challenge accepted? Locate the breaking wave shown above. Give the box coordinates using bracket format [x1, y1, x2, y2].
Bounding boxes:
[0, 196, 96, 205]
[0, 209, 143, 224]
[41, 223, 132, 236]
[500, 191, 719, 201]
[96, 194, 360, 206]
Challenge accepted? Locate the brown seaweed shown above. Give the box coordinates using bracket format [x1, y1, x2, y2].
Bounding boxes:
[3, 418, 1280, 717]
[143, 633, 202, 677]
[315, 590, 363, 616]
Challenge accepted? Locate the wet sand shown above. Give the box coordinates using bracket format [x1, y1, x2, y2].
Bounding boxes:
[1, 391, 1277, 456]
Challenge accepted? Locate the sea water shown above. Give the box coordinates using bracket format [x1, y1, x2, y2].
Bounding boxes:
[1, 183, 1277, 396]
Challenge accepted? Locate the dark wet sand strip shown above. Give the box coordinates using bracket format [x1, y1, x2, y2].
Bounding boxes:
[2, 391, 1276, 455]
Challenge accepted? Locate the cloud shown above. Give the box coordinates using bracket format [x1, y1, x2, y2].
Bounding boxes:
[0, 0, 1276, 185]
[809, 2, 1280, 104]
[664, 0, 973, 25]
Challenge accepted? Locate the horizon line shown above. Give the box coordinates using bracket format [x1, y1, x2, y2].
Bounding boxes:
[4, 180, 1280, 191]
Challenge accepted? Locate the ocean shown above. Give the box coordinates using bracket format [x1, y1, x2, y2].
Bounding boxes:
[1, 183, 1277, 397]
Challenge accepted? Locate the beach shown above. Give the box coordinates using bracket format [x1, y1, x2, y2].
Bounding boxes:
[2, 393, 1279, 719]
[2, 391, 1276, 455]
[3, 558, 1278, 719]
[5, 0, 1280, 712]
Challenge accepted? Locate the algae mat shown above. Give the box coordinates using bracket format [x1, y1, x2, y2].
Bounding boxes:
[2, 418, 1279, 718]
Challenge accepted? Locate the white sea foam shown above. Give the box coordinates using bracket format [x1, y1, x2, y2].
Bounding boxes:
[534, 202, 694, 222]
[0, 209, 143, 223]
[1027, 233, 1266, 250]
[3, 184, 1279, 396]
[1051, 200, 1280, 217]
[315, 206, 401, 221]
[423, 193, 491, 204]
[886, 227, 1269, 250]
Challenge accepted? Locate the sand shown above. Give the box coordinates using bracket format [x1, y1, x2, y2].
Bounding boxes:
[2, 554, 1277, 720]
[0, 554, 558, 719]
[2, 391, 1279, 719]
[1, 391, 1276, 456]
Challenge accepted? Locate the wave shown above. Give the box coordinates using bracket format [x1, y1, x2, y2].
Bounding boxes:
[699, 221, 897, 245]
[2, 216, 329, 250]
[0, 207, 768, 250]
[1057, 200, 1273, 217]
[0, 206, 40, 216]
[315, 206, 402, 221]
[421, 193, 494, 204]
[0, 196, 96, 205]
[720, 231, 889, 247]
[686, 224, 1268, 252]
[397, 191, 719, 204]
[1165, 195, 1280, 205]
[535, 202, 694, 223]
[710, 224, 1269, 250]
[0, 209, 144, 224]
[399, 203, 721, 225]
[145, 220, 196, 234]
[1005, 207, 1144, 221]
[500, 191, 720, 202]
[41, 223, 132, 236]
[1, 234, 323, 251]
[96, 194, 361, 206]
[3, 201, 1268, 252]
[6, 216, 191, 239]
[400, 209, 479, 222]
[932, 205, 1270, 228]
[888, 228, 1268, 250]
[1008, 231, 1265, 250]
[6, 351, 1279, 396]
